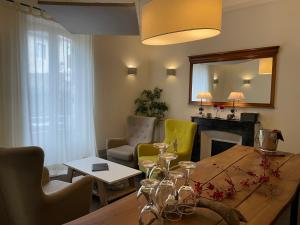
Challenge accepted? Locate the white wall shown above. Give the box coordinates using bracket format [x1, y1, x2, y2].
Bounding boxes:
[94, 0, 300, 154]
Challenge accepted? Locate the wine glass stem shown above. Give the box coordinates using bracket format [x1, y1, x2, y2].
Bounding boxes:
[145, 168, 150, 179]
[166, 160, 171, 179]
[185, 169, 190, 186]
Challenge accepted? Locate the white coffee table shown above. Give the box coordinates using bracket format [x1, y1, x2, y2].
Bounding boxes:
[64, 157, 142, 206]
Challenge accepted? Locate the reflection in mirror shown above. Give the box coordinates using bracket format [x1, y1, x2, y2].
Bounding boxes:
[191, 58, 273, 104]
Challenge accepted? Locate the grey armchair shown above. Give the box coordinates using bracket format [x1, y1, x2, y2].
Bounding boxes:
[107, 115, 157, 168]
[0, 146, 93, 225]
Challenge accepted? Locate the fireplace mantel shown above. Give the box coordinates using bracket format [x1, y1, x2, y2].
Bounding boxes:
[191, 117, 259, 161]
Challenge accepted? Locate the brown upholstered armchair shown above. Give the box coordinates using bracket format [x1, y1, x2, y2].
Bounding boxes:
[0, 146, 93, 225]
[106, 115, 157, 168]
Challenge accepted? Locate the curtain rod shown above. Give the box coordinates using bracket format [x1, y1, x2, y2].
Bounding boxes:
[5, 0, 43, 11]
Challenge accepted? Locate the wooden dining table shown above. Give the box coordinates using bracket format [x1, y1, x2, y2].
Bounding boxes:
[65, 145, 300, 225]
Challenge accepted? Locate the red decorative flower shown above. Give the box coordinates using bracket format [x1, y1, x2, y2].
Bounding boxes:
[260, 156, 271, 170]
[247, 171, 257, 177]
[194, 154, 281, 202]
[194, 181, 203, 196]
[225, 186, 236, 198]
[258, 175, 270, 183]
[207, 182, 215, 190]
[240, 179, 251, 187]
[271, 168, 281, 178]
[210, 189, 224, 201]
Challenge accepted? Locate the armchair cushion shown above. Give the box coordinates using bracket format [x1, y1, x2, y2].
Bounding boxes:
[127, 116, 157, 148]
[107, 145, 135, 161]
[137, 144, 159, 157]
[42, 167, 50, 186]
[106, 138, 128, 149]
[43, 180, 71, 194]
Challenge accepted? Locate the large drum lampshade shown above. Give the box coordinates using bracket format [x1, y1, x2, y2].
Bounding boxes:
[141, 0, 222, 45]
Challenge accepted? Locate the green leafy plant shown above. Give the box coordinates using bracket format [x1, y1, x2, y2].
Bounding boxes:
[134, 87, 168, 119]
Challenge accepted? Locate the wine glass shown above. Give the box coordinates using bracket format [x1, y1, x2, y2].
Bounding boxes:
[137, 160, 156, 210]
[142, 160, 156, 179]
[149, 143, 169, 179]
[169, 170, 184, 188]
[161, 152, 178, 178]
[155, 179, 181, 221]
[155, 152, 182, 221]
[153, 143, 169, 155]
[177, 161, 197, 215]
[139, 179, 161, 225]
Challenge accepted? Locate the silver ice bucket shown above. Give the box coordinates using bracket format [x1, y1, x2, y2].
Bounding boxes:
[255, 129, 284, 151]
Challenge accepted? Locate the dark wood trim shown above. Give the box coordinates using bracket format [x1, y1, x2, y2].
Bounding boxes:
[189, 46, 280, 63]
[38, 1, 135, 7]
[189, 46, 280, 108]
[5, 0, 44, 11]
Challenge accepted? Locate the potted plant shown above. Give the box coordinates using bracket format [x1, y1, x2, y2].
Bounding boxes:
[134, 87, 168, 120]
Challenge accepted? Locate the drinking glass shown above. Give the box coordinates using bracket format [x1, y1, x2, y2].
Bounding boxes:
[139, 179, 161, 225]
[149, 143, 169, 179]
[177, 161, 197, 215]
[137, 160, 156, 210]
[155, 152, 182, 221]
[169, 170, 184, 188]
[160, 152, 178, 178]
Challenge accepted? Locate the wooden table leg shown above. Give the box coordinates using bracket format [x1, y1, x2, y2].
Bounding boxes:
[67, 167, 74, 183]
[290, 187, 299, 225]
[97, 180, 108, 207]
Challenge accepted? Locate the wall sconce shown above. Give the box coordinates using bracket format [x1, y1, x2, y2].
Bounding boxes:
[243, 79, 251, 85]
[127, 67, 137, 76]
[166, 69, 176, 76]
[213, 78, 219, 84]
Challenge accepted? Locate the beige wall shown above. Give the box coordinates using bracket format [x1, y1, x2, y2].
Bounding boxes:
[94, 0, 300, 154]
[93, 36, 151, 150]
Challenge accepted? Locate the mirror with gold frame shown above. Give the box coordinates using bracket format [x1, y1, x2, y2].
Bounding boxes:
[189, 46, 279, 108]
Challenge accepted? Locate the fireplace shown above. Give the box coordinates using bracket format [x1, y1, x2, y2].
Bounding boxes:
[200, 130, 242, 159]
[211, 140, 237, 156]
[191, 117, 259, 161]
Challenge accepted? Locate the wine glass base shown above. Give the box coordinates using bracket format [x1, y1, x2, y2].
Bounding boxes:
[177, 204, 195, 215]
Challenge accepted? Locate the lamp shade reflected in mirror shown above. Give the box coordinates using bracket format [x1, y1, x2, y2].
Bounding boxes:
[259, 58, 273, 75]
[228, 92, 245, 101]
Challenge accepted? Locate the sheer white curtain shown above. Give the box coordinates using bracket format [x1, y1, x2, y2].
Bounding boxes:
[0, 3, 96, 169]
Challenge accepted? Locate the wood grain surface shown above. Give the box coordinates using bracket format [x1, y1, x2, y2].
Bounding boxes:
[65, 145, 300, 225]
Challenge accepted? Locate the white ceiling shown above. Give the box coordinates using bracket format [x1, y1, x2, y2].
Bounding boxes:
[38, 0, 277, 35]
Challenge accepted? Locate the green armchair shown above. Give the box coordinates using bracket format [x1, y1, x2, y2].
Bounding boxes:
[137, 119, 197, 171]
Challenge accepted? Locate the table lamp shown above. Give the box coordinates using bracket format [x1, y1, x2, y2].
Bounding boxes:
[227, 92, 245, 119]
[196, 92, 213, 117]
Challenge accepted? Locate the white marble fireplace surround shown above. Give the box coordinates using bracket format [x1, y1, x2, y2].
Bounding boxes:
[200, 131, 242, 159]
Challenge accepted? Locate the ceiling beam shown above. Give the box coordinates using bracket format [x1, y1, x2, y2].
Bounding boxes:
[38, 1, 135, 7]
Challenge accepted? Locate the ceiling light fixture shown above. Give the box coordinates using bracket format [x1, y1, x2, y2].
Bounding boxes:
[140, 0, 222, 46]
